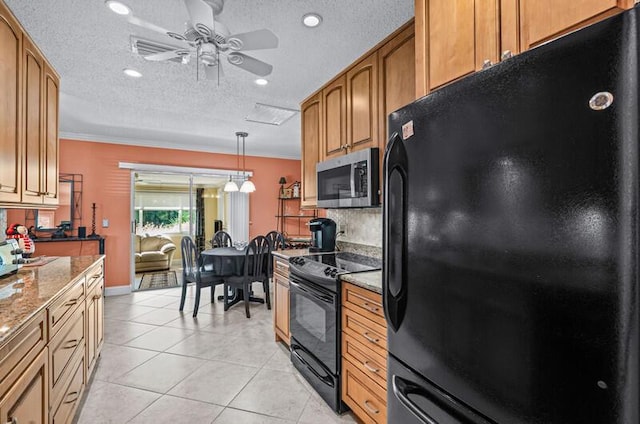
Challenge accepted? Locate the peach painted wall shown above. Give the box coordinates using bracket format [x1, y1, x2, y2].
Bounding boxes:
[10, 139, 302, 288]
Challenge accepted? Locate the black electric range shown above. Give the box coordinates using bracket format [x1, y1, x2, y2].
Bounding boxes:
[289, 252, 381, 292]
[288, 251, 381, 413]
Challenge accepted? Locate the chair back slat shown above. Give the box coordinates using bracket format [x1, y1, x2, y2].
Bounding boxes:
[265, 231, 286, 250]
[212, 231, 233, 248]
[181, 236, 199, 282]
[244, 235, 271, 280]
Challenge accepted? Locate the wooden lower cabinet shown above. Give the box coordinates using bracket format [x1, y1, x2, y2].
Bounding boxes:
[0, 257, 104, 424]
[341, 282, 388, 424]
[0, 347, 49, 424]
[273, 256, 290, 345]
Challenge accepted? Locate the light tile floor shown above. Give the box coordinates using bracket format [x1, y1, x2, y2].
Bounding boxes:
[75, 284, 357, 424]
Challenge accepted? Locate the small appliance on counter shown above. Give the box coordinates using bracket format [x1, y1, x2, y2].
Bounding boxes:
[0, 239, 24, 278]
[308, 218, 336, 252]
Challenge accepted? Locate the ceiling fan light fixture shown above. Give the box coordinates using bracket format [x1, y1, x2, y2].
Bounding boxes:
[302, 13, 322, 28]
[105, 0, 131, 15]
[254, 78, 268, 86]
[123, 68, 142, 78]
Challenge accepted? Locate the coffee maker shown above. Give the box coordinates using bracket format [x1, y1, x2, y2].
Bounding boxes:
[309, 218, 336, 252]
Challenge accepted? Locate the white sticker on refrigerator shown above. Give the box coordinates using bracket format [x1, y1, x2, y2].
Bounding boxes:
[402, 120, 414, 140]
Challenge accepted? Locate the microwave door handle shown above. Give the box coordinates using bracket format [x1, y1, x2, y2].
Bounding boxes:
[383, 132, 408, 332]
[350, 163, 356, 198]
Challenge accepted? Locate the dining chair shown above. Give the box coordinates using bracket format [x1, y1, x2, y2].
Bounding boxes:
[223, 235, 271, 318]
[265, 230, 287, 250]
[180, 236, 224, 317]
[212, 230, 233, 248]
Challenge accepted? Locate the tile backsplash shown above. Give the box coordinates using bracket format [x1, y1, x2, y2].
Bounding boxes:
[326, 208, 382, 248]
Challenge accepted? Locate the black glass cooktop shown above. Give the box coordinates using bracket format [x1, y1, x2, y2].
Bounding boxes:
[303, 252, 381, 273]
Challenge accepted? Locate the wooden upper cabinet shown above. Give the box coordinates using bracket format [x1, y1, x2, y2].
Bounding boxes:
[378, 23, 415, 144]
[416, 0, 499, 96]
[322, 75, 347, 160]
[519, 0, 634, 50]
[346, 52, 378, 153]
[43, 64, 59, 205]
[22, 36, 44, 203]
[301, 92, 321, 208]
[0, 2, 22, 203]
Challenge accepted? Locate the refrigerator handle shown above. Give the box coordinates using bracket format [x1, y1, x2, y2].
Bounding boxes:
[383, 132, 408, 331]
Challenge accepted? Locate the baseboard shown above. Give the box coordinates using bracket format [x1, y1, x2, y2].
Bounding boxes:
[105, 285, 132, 296]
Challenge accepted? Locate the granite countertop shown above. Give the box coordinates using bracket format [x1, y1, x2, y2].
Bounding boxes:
[271, 248, 312, 259]
[340, 270, 382, 294]
[0, 255, 104, 344]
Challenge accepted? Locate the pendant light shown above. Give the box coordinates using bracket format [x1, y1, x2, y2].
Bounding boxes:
[223, 133, 240, 192]
[238, 131, 256, 193]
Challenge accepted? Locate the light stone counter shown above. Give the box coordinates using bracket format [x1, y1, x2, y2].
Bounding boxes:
[340, 270, 382, 294]
[0, 255, 104, 344]
[271, 248, 311, 259]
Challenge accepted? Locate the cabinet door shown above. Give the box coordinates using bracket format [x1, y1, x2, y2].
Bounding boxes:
[322, 75, 347, 160]
[86, 281, 104, 380]
[301, 92, 321, 208]
[519, 0, 634, 50]
[22, 36, 44, 204]
[347, 53, 378, 153]
[0, 2, 22, 203]
[42, 64, 59, 205]
[274, 272, 290, 345]
[416, 0, 499, 95]
[378, 23, 415, 151]
[0, 348, 48, 424]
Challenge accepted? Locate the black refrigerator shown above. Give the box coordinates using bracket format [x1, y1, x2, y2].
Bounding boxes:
[384, 8, 639, 424]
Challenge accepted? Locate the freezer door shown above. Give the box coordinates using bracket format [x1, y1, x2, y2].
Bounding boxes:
[384, 7, 640, 424]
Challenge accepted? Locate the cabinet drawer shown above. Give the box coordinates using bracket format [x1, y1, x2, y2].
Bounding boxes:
[342, 306, 387, 358]
[273, 257, 289, 278]
[51, 351, 84, 424]
[48, 278, 84, 339]
[342, 332, 387, 390]
[342, 357, 387, 424]
[49, 305, 84, 407]
[342, 283, 384, 326]
[85, 261, 104, 291]
[0, 311, 47, 391]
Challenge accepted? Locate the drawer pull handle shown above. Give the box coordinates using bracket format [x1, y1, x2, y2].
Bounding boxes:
[9, 417, 18, 424]
[89, 274, 101, 280]
[363, 400, 379, 414]
[363, 332, 379, 344]
[362, 302, 379, 313]
[64, 299, 78, 307]
[64, 339, 80, 349]
[93, 294, 103, 300]
[363, 361, 379, 373]
[63, 391, 80, 404]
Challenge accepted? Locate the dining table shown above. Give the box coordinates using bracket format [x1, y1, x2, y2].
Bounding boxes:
[200, 246, 267, 308]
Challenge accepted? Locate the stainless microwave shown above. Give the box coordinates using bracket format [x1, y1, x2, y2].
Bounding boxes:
[316, 147, 380, 208]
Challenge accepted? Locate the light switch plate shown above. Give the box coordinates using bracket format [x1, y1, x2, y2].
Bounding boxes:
[102, 218, 109, 228]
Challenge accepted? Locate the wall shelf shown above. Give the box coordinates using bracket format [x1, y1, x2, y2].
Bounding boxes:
[277, 195, 317, 243]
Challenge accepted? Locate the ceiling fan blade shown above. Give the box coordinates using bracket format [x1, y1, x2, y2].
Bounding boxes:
[127, 15, 192, 48]
[227, 29, 279, 51]
[184, 0, 216, 38]
[227, 52, 273, 77]
[144, 50, 188, 61]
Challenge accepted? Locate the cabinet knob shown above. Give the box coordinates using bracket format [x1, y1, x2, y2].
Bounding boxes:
[501, 50, 513, 61]
[482, 59, 493, 69]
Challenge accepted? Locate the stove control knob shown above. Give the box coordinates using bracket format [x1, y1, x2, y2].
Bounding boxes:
[324, 267, 332, 275]
[298, 258, 305, 265]
[330, 269, 338, 278]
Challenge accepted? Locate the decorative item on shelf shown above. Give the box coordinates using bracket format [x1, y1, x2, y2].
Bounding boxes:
[281, 188, 292, 199]
[292, 181, 300, 198]
[238, 131, 256, 193]
[279, 176, 287, 198]
[5, 223, 35, 258]
[89, 203, 99, 237]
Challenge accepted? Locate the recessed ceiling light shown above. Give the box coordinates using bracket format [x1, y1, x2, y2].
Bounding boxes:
[123, 68, 142, 78]
[105, 1, 131, 15]
[302, 13, 322, 28]
[254, 78, 268, 86]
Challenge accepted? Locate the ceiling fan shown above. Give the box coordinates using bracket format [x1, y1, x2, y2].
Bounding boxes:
[126, 0, 278, 79]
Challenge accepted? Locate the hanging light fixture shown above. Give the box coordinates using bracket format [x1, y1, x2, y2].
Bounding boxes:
[223, 133, 240, 192]
[238, 132, 256, 193]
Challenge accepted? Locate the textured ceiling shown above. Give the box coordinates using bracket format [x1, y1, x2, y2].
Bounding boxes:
[4, 0, 414, 159]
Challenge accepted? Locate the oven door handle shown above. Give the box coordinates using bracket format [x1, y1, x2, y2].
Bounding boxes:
[291, 344, 335, 388]
[289, 279, 335, 305]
